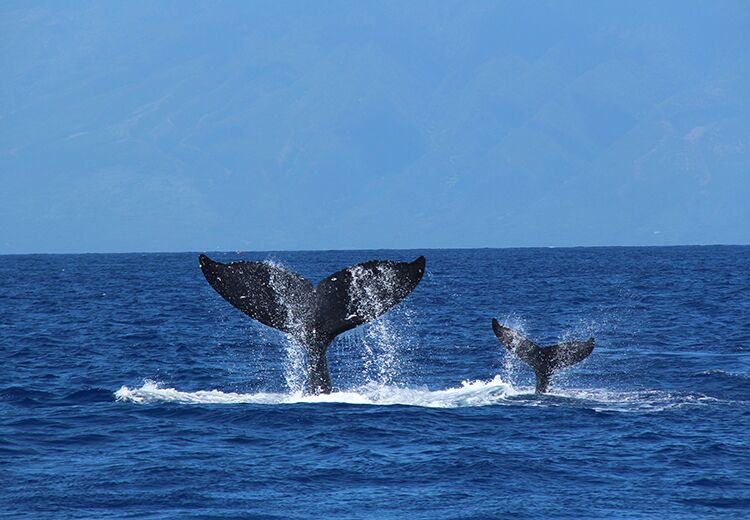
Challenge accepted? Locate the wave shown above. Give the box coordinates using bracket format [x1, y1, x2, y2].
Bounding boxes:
[115, 377, 718, 413]
[115, 377, 517, 408]
[698, 369, 750, 380]
[0, 386, 55, 406]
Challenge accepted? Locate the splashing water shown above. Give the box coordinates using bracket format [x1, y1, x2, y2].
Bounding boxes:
[346, 263, 397, 321]
[496, 313, 528, 387]
[558, 316, 607, 343]
[347, 264, 413, 386]
[266, 259, 311, 393]
[363, 320, 397, 385]
[114, 378, 719, 413]
[115, 377, 517, 408]
[281, 337, 307, 393]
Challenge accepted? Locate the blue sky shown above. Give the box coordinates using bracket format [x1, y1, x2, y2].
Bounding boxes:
[2, 1, 749, 253]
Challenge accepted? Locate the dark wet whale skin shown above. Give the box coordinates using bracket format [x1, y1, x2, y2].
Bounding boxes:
[199, 254, 425, 393]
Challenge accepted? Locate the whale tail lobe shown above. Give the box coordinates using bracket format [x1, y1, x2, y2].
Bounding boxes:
[491, 318, 594, 393]
[199, 254, 425, 393]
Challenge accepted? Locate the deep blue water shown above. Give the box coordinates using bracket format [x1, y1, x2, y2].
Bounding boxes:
[1, 247, 749, 519]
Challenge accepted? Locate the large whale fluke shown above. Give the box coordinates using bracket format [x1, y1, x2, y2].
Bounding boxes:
[491, 318, 594, 393]
[199, 254, 425, 394]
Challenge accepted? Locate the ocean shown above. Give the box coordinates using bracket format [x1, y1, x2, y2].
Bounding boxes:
[1, 246, 749, 519]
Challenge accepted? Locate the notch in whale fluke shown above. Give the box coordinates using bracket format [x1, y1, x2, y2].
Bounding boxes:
[199, 254, 425, 394]
[491, 318, 594, 393]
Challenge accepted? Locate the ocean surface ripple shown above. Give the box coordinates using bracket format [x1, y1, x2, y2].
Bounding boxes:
[2, 247, 749, 519]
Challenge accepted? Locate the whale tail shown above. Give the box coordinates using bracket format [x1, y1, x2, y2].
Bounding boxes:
[199, 254, 425, 394]
[491, 318, 594, 393]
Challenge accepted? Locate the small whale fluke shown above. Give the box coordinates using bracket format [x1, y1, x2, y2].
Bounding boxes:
[199, 254, 425, 394]
[491, 318, 594, 393]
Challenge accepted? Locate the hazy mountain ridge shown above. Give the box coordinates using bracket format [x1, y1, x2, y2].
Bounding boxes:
[2, 1, 748, 252]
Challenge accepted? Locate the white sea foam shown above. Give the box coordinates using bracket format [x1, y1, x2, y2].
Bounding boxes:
[114, 377, 716, 412]
[538, 388, 720, 413]
[115, 376, 517, 408]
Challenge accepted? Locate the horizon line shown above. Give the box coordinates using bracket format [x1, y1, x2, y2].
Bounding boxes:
[1, 242, 747, 257]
